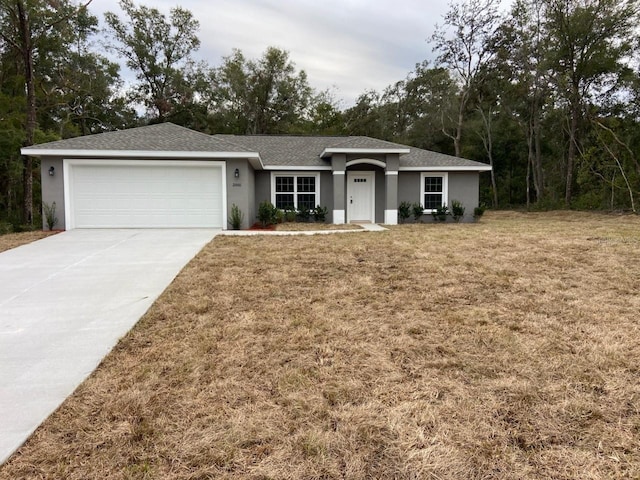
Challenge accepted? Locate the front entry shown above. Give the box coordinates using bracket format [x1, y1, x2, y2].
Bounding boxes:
[347, 171, 375, 223]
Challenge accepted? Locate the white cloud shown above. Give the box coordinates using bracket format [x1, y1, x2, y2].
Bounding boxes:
[92, 0, 453, 106]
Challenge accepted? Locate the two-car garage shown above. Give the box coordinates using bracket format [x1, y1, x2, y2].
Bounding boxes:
[64, 159, 226, 229]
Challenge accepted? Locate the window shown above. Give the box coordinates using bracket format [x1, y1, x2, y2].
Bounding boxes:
[272, 173, 320, 210]
[420, 173, 448, 211]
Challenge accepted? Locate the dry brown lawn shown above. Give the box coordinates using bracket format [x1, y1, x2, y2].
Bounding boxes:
[2, 211, 640, 479]
[0, 231, 58, 254]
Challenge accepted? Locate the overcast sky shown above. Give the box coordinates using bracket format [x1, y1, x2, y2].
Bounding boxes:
[90, 0, 453, 107]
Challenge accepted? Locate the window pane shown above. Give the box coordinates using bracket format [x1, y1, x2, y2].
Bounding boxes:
[276, 176, 294, 193]
[424, 176, 443, 193]
[297, 194, 316, 210]
[276, 194, 294, 209]
[424, 193, 442, 210]
[297, 176, 316, 193]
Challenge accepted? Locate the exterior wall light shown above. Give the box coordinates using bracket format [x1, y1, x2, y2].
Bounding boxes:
[234, 168, 240, 178]
[48, 166, 55, 176]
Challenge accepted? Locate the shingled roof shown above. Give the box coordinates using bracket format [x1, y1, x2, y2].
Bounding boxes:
[23, 123, 250, 153]
[218, 134, 489, 169]
[22, 123, 490, 170]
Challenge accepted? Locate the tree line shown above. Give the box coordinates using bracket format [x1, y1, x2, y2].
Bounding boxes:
[1, 0, 639, 228]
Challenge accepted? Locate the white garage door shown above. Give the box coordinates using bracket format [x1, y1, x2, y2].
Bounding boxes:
[66, 160, 225, 228]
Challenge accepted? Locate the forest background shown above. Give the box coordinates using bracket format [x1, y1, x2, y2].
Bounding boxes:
[1, 0, 639, 229]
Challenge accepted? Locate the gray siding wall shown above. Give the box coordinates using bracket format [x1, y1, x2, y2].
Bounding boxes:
[449, 172, 479, 222]
[226, 158, 255, 229]
[41, 157, 65, 230]
[254, 171, 271, 223]
[319, 171, 333, 221]
[375, 170, 385, 223]
[398, 171, 480, 223]
[397, 172, 421, 206]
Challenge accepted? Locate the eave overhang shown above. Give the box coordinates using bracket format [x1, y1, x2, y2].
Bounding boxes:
[20, 148, 266, 169]
[320, 147, 410, 158]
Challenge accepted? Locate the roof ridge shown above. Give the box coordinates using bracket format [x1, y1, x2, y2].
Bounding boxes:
[326, 135, 412, 150]
[219, 134, 351, 139]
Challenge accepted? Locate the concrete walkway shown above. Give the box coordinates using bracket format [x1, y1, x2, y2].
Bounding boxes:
[0, 229, 218, 465]
[221, 223, 388, 236]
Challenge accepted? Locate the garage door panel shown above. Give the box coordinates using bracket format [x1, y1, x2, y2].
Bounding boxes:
[68, 162, 224, 228]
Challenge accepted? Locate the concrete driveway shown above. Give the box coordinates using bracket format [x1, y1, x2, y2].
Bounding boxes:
[0, 229, 218, 465]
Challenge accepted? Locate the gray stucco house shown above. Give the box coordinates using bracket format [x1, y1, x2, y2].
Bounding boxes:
[22, 123, 491, 230]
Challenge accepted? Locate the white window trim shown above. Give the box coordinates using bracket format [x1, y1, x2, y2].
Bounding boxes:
[420, 172, 448, 213]
[271, 172, 321, 210]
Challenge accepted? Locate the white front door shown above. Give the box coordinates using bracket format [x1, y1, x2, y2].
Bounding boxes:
[347, 171, 375, 223]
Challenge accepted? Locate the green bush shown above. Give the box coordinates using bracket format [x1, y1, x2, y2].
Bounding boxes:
[412, 203, 424, 223]
[43, 201, 58, 230]
[432, 203, 449, 222]
[0, 222, 13, 235]
[398, 201, 412, 223]
[451, 200, 465, 223]
[473, 204, 486, 221]
[313, 205, 328, 222]
[284, 205, 297, 222]
[258, 201, 278, 227]
[228, 204, 244, 230]
[297, 207, 311, 222]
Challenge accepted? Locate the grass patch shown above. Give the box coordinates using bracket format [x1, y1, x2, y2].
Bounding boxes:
[2, 211, 640, 479]
[0, 231, 59, 254]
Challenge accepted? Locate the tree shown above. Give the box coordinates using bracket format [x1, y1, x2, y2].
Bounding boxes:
[343, 91, 384, 138]
[493, 0, 550, 205]
[37, 8, 134, 136]
[207, 47, 314, 134]
[0, 0, 93, 224]
[104, 0, 201, 121]
[298, 92, 345, 135]
[431, 0, 502, 157]
[542, 0, 638, 205]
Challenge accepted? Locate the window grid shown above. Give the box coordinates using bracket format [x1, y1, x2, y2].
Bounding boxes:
[274, 174, 318, 210]
[421, 174, 447, 212]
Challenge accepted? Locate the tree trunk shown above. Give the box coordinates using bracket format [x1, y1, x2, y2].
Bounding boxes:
[454, 100, 463, 158]
[18, 0, 34, 225]
[532, 100, 544, 202]
[526, 128, 534, 208]
[565, 102, 579, 207]
[478, 106, 498, 208]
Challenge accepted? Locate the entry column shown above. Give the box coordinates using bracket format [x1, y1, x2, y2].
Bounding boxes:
[332, 153, 346, 224]
[385, 153, 399, 224]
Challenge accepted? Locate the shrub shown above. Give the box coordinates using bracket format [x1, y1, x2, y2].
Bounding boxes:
[0, 222, 13, 235]
[258, 201, 278, 227]
[398, 201, 412, 223]
[412, 203, 424, 223]
[451, 200, 465, 223]
[432, 203, 449, 222]
[275, 209, 285, 223]
[284, 205, 297, 222]
[313, 205, 328, 222]
[228, 204, 244, 230]
[43, 202, 58, 230]
[297, 207, 311, 222]
[474, 204, 486, 221]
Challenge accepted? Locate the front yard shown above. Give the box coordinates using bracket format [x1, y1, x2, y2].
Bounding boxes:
[1, 211, 639, 479]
